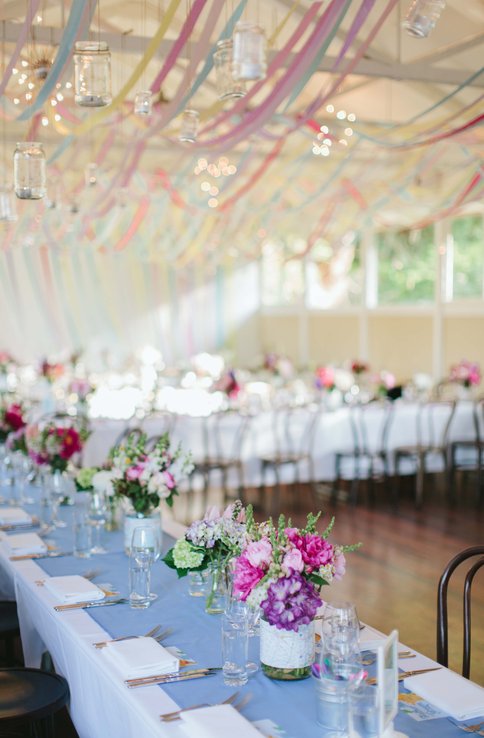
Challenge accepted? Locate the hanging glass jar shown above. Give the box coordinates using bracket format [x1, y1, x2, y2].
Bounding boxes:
[179, 109, 200, 143]
[84, 162, 98, 187]
[13, 142, 46, 200]
[213, 39, 246, 101]
[0, 186, 17, 221]
[74, 41, 112, 107]
[232, 22, 267, 81]
[403, 0, 446, 38]
[134, 90, 153, 116]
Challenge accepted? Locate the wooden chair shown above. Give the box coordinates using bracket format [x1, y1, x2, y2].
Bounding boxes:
[393, 400, 456, 508]
[448, 399, 484, 505]
[202, 410, 252, 506]
[0, 667, 69, 737]
[437, 545, 484, 679]
[0, 602, 20, 667]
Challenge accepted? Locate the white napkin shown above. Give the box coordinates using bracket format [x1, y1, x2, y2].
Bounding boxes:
[404, 668, 484, 721]
[0, 507, 32, 525]
[103, 636, 179, 679]
[5, 532, 47, 555]
[180, 704, 262, 738]
[44, 575, 105, 604]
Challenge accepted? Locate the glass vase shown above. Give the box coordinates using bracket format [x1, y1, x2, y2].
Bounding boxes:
[105, 497, 120, 531]
[179, 109, 199, 143]
[14, 142, 47, 200]
[232, 22, 267, 81]
[260, 618, 314, 680]
[74, 41, 112, 107]
[123, 506, 162, 555]
[205, 562, 228, 614]
[213, 39, 246, 100]
[402, 0, 446, 38]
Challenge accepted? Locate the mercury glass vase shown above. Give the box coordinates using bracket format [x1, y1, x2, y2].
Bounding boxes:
[260, 618, 315, 680]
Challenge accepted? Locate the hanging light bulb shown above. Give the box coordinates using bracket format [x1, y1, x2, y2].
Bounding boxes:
[74, 41, 112, 107]
[134, 90, 153, 116]
[179, 109, 200, 143]
[213, 39, 246, 100]
[13, 142, 46, 200]
[403, 0, 446, 38]
[0, 186, 17, 221]
[232, 22, 267, 81]
[85, 162, 98, 187]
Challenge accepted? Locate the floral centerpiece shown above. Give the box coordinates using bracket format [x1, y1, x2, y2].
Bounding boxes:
[374, 369, 396, 399]
[263, 353, 294, 381]
[40, 359, 64, 383]
[350, 360, 369, 376]
[75, 466, 120, 530]
[26, 422, 88, 472]
[164, 501, 248, 613]
[69, 378, 94, 402]
[0, 351, 15, 375]
[75, 466, 100, 492]
[110, 432, 192, 550]
[233, 511, 359, 680]
[0, 402, 26, 443]
[213, 369, 241, 399]
[449, 360, 481, 389]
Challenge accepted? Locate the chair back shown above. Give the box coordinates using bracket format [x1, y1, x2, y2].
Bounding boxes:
[269, 404, 321, 460]
[347, 401, 394, 456]
[436, 545, 484, 678]
[204, 410, 251, 464]
[416, 401, 456, 448]
[141, 411, 176, 439]
[112, 425, 143, 449]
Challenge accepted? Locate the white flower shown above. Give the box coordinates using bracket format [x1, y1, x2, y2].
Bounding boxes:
[92, 470, 116, 497]
[147, 472, 170, 499]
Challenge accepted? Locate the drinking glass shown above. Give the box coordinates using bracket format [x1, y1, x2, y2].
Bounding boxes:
[322, 601, 360, 662]
[13, 453, 34, 505]
[313, 671, 351, 737]
[39, 480, 54, 533]
[131, 525, 162, 600]
[188, 570, 207, 597]
[73, 506, 92, 558]
[89, 490, 108, 554]
[129, 552, 151, 609]
[49, 472, 68, 528]
[222, 609, 248, 686]
[349, 684, 380, 738]
[0, 446, 13, 503]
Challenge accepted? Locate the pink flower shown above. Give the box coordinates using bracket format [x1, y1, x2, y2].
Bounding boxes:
[222, 503, 246, 523]
[245, 538, 272, 569]
[333, 551, 346, 582]
[163, 471, 175, 490]
[126, 465, 144, 481]
[286, 530, 335, 573]
[233, 553, 265, 601]
[282, 548, 304, 574]
[204, 505, 220, 522]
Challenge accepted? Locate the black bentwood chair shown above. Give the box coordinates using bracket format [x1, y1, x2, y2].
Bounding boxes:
[437, 545, 484, 679]
[0, 602, 20, 667]
[0, 667, 70, 737]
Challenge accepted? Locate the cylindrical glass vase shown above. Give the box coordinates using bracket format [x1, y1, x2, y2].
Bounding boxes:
[123, 507, 162, 554]
[260, 618, 314, 680]
[213, 40, 246, 100]
[74, 41, 112, 107]
[402, 0, 446, 38]
[179, 109, 200, 143]
[205, 562, 228, 614]
[232, 22, 267, 81]
[134, 90, 153, 116]
[13, 142, 46, 200]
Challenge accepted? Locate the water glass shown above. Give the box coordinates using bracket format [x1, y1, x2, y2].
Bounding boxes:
[39, 487, 54, 532]
[349, 684, 380, 738]
[222, 610, 248, 686]
[73, 507, 92, 558]
[313, 672, 350, 737]
[89, 490, 108, 554]
[188, 570, 207, 597]
[131, 525, 162, 601]
[129, 553, 151, 609]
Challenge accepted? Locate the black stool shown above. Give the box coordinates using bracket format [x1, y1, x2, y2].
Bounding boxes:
[0, 602, 20, 667]
[0, 667, 69, 738]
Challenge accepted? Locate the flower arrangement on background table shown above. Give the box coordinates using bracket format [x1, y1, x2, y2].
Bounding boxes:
[213, 369, 242, 399]
[0, 402, 26, 443]
[449, 360, 481, 388]
[350, 360, 369, 376]
[263, 353, 295, 381]
[0, 351, 15, 376]
[39, 359, 64, 384]
[233, 511, 359, 680]
[164, 501, 248, 613]
[315, 365, 336, 391]
[26, 422, 88, 473]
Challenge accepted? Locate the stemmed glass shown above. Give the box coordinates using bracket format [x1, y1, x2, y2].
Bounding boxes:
[0, 444, 13, 503]
[131, 525, 162, 600]
[49, 472, 68, 528]
[13, 453, 35, 505]
[89, 490, 108, 554]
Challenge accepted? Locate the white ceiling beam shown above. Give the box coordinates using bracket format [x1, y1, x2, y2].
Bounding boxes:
[2, 21, 483, 88]
[406, 32, 484, 65]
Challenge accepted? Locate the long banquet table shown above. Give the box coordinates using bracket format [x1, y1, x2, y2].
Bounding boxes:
[0, 490, 483, 738]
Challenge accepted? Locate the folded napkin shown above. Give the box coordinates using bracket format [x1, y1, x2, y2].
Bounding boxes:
[0, 507, 32, 526]
[104, 636, 179, 679]
[180, 704, 262, 738]
[44, 575, 105, 604]
[5, 532, 47, 556]
[404, 668, 484, 721]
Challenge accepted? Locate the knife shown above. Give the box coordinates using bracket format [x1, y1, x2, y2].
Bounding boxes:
[54, 598, 129, 612]
[126, 670, 218, 689]
[10, 551, 73, 561]
[366, 667, 441, 686]
[125, 667, 221, 685]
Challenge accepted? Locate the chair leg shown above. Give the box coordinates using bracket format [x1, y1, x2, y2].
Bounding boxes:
[331, 455, 341, 504]
[415, 455, 424, 509]
[271, 467, 281, 518]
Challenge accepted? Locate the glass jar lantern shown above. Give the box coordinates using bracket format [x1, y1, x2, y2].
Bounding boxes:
[13, 142, 46, 200]
[74, 41, 112, 107]
[232, 22, 267, 81]
[213, 39, 246, 100]
[403, 0, 446, 38]
[134, 90, 153, 116]
[179, 109, 200, 143]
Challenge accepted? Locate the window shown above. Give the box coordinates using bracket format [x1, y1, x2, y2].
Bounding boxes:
[450, 215, 484, 300]
[377, 226, 435, 305]
[261, 240, 304, 306]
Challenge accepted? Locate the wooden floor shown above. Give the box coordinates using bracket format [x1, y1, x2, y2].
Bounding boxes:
[240, 475, 484, 686]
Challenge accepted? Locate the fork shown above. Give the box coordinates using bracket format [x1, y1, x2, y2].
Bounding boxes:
[161, 692, 251, 722]
[457, 723, 484, 734]
[93, 624, 170, 649]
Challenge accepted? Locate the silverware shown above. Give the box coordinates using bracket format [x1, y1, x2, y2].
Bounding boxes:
[93, 625, 172, 649]
[366, 666, 441, 686]
[160, 691, 240, 721]
[127, 670, 218, 689]
[125, 667, 221, 688]
[10, 551, 73, 561]
[54, 598, 129, 612]
[361, 650, 416, 666]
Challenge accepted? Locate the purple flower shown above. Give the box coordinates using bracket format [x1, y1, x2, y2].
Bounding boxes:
[261, 571, 322, 632]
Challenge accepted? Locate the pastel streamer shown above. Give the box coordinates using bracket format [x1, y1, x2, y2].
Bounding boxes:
[0, 0, 41, 98]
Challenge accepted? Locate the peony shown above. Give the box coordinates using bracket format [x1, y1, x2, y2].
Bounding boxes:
[245, 538, 272, 569]
[92, 470, 116, 497]
[126, 464, 144, 481]
[333, 550, 346, 582]
[233, 553, 266, 601]
[261, 572, 322, 631]
[282, 547, 304, 574]
[286, 530, 335, 573]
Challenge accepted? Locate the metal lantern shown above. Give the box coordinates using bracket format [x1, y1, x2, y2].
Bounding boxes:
[232, 22, 267, 81]
[134, 90, 153, 116]
[213, 39, 246, 101]
[74, 41, 112, 107]
[403, 0, 446, 38]
[13, 142, 47, 200]
[179, 109, 200, 143]
[0, 186, 17, 221]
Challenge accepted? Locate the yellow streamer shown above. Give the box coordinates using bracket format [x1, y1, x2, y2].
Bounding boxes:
[268, 0, 302, 47]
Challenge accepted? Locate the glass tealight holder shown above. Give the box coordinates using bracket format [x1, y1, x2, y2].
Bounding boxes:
[402, 0, 446, 38]
[84, 162, 98, 187]
[13, 142, 47, 200]
[213, 39, 246, 100]
[74, 41, 112, 107]
[0, 186, 17, 221]
[179, 109, 200, 143]
[232, 22, 267, 81]
[134, 90, 153, 116]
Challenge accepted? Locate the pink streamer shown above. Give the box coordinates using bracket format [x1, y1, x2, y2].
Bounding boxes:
[0, 0, 41, 98]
